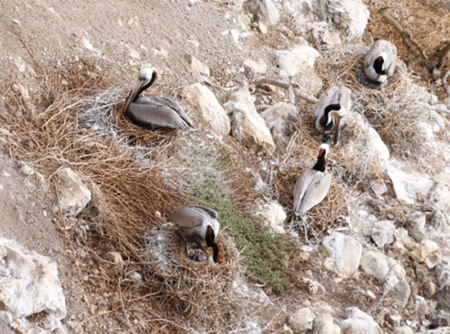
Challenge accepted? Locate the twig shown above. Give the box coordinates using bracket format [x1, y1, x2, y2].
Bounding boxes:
[255, 77, 319, 103]
[379, 8, 427, 61]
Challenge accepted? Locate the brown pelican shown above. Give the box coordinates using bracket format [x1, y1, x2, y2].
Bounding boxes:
[364, 40, 397, 85]
[166, 204, 221, 264]
[124, 68, 193, 130]
[293, 144, 332, 216]
[314, 85, 351, 146]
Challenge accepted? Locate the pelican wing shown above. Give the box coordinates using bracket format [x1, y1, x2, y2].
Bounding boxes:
[188, 204, 219, 219]
[168, 206, 205, 228]
[297, 172, 332, 215]
[128, 97, 192, 130]
[145, 96, 193, 128]
[293, 168, 317, 214]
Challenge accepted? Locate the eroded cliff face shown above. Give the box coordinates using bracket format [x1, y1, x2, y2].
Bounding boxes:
[1, 0, 450, 333]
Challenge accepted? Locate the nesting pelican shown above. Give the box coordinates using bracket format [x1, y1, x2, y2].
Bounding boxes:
[124, 69, 193, 130]
[364, 40, 397, 85]
[314, 85, 351, 146]
[293, 144, 332, 216]
[166, 204, 221, 264]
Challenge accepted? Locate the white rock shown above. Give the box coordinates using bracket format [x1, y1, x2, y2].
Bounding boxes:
[289, 308, 315, 332]
[19, 162, 34, 176]
[277, 44, 320, 77]
[393, 326, 414, 334]
[322, 232, 362, 278]
[0, 239, 66, 331]
[370, 179, 387, 197]
[254, 201, 286, 233]
[127, 48, 140, 59]
[247, 0, 280, 34]
[429, 109, 446, 129]
[244, 321, 262, 334]
[313, 313, 335, 334]
[327, 0, 370, 42]
[370, 221, 395, 248]
[79, 37, 95, 51]
[360, 251, 404, 282]
[261, 102, 298, 153]
[340, 307, 382, 334]
[56, 168, 91, 216]
[408, 239, 439, 262]
[243, 59, 267, 74]
[191, 56, 210, 81]
[183, 83, 231, 136]
[387, 160, 434, 205]
[226, 87, 275, 153]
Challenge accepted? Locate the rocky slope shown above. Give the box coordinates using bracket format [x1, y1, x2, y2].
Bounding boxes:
[1, 0, 450, 333]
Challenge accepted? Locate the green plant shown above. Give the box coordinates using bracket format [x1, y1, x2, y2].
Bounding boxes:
[193, 179, 292, 293]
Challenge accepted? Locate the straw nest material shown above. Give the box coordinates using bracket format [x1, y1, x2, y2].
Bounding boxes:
[1, 57, 242, 333]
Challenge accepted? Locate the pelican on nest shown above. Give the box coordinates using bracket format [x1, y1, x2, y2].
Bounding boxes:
[165, 204, 221, 265]
[293, 144, 332, 216]
[314, 85, 351, 146]
[364, 40, 397, 85]
[124, 68, 193, 130]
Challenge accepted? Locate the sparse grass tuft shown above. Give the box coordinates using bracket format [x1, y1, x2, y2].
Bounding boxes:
[194, 178, 292, 293]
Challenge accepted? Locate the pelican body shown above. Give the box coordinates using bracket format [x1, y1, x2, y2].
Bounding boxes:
[293, 144, 332, 216]
[168, 204, 221, 264]
[314, 85, 351, 146]
[124, 69, 193, 130]
[364, 40, 397, 85]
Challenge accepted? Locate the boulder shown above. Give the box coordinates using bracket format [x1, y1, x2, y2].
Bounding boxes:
[370, 221, 395, 248]
[289, 308, 315, 332]
[0, 239, 66, 332]
[226, 87, 275, 153]
[56, 168, 91, 215]
[260, 102, 298, 154]
[326, 0, 370, 42]
[322, 232, 362, 278]
[313, 313, 335, 334]
[246, 0, 280, 34]
[340, 307, 382, 334]
[387, 160, 434, 205]
[191, 56, 210, 82]
[183, 83, 231, 136]
[253, 201, 287, 233]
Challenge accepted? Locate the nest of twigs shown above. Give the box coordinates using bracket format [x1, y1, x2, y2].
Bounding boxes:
[1, 56, 243, 333]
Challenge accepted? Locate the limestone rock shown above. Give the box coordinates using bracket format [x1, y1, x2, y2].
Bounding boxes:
[360, 251, 404, 282]
[276, 44, 320, 77]
[276, 44, 323, 95]
[408, 239, 439, 263]
[370, 221, 395, 248]
[183, 83, 231, 136]
[261, 102, 298, 154]
[327, 0, 370, 42]
[243, 59, 267, 74]
[226, 87, 275, 153]
[253, 201, 287, 233]
[191, 56, 210, 81]
[247, 0, 280, 34]
[322, 232, 362, 278]
[0, 239, 66, 332]
[313, 313, 335, 334]
[340, 307, 382, 334]
[370, 179, 387, 197]
[56, 168, 91, 216]
[393, 326, 413, 334]
[289, 308, 315, 332]
[387, 160, 434, 205]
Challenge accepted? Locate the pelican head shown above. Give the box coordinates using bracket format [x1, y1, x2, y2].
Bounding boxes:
[318, 143, 330, 158]
[206, 225, 221, 264]
[124, 68, 157, 113]
[324, 104, 343, 146]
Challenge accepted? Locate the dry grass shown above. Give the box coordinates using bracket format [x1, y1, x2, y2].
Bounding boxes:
[366, 0, 450, 90]
[1, 57, 243, 333]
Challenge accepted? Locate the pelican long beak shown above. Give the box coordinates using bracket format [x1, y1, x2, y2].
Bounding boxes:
[124, 79, 146, 113]
[332, 112, 341, 146]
